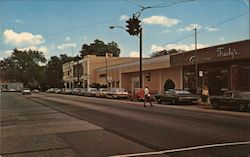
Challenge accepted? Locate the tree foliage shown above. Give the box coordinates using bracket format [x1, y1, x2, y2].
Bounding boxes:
[164, 79, 176, 91]
[45, 54, 74, 89]
[79, 39, 120, 57]
[151, 49, 185, 57]
[0, 49, 46, 87]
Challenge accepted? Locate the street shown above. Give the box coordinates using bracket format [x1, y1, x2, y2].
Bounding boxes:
[1, 92, 250, 157]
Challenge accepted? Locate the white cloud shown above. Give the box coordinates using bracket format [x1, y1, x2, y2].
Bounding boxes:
[177, 23, 202, 32]
[205, 27, 219, 32]
[17, 46, 48, 55]
[142, 16, 180, 27]
[150, 43, 207, 52]
[66, 36, 71, 41]
[57, 43, 77, 50]
[151, 44, 165, 52]
[162, 29, 171, 34]
[120, 15, 129, 21]
[129, 51, 139, 58]
[15, 19, 23, 24]
[3, 29, 45, 46]
[220, 37, 225, 41]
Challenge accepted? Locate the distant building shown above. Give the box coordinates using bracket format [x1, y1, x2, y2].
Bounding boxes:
[62, 55, 139, 89]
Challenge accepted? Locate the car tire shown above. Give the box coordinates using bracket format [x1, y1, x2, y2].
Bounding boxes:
[239, 104, 247, 112]
[212, 102, 219, 109]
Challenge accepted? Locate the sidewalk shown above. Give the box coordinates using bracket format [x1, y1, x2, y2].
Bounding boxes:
[152, 101, 250, 118]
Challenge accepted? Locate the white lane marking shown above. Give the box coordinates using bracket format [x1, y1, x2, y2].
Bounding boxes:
[110, 141, 250, 157]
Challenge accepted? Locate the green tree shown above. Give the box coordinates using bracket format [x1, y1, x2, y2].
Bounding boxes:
[151, 49, 184, 57]
[164, 79, 175, 91]
[1, 49, 46, 88]
[80, 39, 120, 57]
[45, 54, 74, 89]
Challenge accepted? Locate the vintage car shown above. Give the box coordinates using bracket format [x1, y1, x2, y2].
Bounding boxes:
[154, 89, 198, 104]
[95, 88, 109, 97]
[83, 88, 97, 97]
[22, 88, 31, 95]
[210, 91, 250, 112]
[106, 88, 129, 99]
[129, 88, 145, 101]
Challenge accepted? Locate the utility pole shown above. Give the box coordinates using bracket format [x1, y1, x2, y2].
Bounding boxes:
[110, 16, 142, 88]
[139, 28, 142, 88]
[194, 28, 198, 94]
[77, 55, 80, 88]
[105, 54, 108, 87]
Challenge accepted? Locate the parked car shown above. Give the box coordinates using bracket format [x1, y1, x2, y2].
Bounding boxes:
[72, 88, 82, 95]
[32, 89, 39, 93]
[95, 88, 109, 97]
[22, 88, 31, 95]
[210, 90, 250, 112]
[106, 88, 129, 99]
[83, 88, 97, 96]
[154, 89, 198, 104]
[129, 88, 145, 101]
[64, 88, 73, 95]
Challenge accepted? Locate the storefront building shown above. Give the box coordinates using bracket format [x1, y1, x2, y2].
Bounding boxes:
[96, 55, 182, 93]
[171, 40, 250, 95]
[63, 55, 139, 88]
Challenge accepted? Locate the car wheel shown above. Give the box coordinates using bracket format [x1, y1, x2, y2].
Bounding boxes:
[239, 104, 247, 112]
[212, 102, 219, 109]
[157, 99, 161, 104]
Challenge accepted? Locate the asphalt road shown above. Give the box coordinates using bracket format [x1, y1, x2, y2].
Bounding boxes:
[1, 92, 250, 157]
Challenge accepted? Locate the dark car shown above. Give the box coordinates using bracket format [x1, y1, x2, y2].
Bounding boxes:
[210, 91, 250, 112]
[154, 89, 198, 104]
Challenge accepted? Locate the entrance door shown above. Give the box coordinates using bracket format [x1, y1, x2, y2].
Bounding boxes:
[132, 77, 140, 92]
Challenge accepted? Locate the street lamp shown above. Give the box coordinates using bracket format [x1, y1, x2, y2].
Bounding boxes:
[109, 24, 143, 88]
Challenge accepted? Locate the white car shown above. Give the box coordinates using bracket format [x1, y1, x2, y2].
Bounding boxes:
[22, 88, 31, 95]
[95, 88, 109, 97]
[83, 88, 97, 96]
[106, 88, 129, 99]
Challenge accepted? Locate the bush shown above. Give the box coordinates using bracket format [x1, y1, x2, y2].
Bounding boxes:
[164, 79, 175, 91]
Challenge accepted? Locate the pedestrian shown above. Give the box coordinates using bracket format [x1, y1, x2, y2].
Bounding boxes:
[144, 86, 153, 107]
[201, 85, 209, 108]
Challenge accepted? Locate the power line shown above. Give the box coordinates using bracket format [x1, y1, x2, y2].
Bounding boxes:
[163, 11, 249, 46]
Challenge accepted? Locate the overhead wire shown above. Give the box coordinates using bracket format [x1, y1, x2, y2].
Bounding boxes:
[164, 11, 249, 46]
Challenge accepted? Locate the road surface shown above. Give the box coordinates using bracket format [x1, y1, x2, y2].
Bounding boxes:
[1, 92, 250, 157]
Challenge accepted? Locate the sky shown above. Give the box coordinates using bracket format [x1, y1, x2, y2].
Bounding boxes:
[0, 0, 249, 60]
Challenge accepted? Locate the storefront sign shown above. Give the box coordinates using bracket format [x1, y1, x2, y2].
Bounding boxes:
[217, 47, 240, 58]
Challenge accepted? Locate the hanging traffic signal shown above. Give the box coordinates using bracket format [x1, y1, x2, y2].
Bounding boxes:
[125, 17, 141, 36]
[126, 18, 135, 35]
[132, 18, 141, 36]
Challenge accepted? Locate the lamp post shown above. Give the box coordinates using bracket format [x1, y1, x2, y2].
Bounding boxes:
[109, 25, 143, 88]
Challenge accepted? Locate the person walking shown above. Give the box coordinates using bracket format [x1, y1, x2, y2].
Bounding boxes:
[201, 85, 209, 108]
[144, 86, 153, 107]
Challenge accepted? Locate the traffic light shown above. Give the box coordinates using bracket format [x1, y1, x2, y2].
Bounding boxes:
[126, 18, 135, 35]
[132, 18, 141, 36]
[126, 17, 141, 36]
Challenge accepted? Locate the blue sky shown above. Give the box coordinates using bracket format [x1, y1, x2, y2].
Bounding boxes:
[0, 0, 249, 60]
